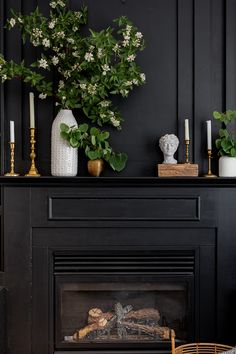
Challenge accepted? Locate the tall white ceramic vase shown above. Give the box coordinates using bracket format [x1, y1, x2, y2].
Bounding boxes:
[51, 109, 78, 176]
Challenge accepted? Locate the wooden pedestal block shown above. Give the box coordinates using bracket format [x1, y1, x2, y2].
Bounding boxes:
[157, 163, 199, 177]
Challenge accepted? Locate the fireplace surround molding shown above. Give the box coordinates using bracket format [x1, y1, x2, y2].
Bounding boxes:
[0, 177, 236, 354]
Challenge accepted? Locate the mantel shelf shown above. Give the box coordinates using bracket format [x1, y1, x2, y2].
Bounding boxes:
[0, 175, 236, 187]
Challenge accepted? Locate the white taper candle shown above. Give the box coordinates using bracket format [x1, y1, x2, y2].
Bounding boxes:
[29, 92, 35, 128]
[10, 121, 15, 143]
[184, 119, 190, 140]
[206, 120, 212, 150]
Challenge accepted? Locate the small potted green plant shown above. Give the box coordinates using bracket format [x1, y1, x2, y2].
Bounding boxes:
[213, 110, 236, 176]
[60, 123, 128, 176]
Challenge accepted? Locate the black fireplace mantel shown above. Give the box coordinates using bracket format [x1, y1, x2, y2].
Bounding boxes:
[0, 178, 236, 354]
[0, 176, 236, 187]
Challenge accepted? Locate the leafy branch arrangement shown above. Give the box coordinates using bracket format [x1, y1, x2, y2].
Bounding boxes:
[60, 123, 128, 171]
[0, 0, 146, 172]
[213, 110, 236, 157]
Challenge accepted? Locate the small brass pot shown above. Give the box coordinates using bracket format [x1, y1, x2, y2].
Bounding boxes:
[87, 159, 104, 177]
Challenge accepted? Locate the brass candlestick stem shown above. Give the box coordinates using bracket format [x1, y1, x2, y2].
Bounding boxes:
[185, 140, 190, 164]
[204, 149, 217, 178]
[5, 142, 19, 176]
[25, 128, 40, 177]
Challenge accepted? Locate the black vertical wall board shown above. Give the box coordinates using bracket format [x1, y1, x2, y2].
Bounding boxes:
[0, 287, 6, 354]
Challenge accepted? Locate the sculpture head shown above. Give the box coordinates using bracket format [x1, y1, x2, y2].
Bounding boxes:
[159, 134, 179, 164]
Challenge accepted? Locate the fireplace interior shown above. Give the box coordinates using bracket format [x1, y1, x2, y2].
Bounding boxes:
[54, 251, 194, 351]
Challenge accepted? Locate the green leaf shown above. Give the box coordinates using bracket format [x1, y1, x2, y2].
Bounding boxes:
[70, 137, 79, 148]
[60, 131, 69, 141]
[221, 139, 232, 152]
[109, 152, 128, 172]
[90, 127, 99, 136]
[213, 111, 223, 120]
[60, 123, 69, 132]
[230, 147, 236, 157]
[91, 135, 96, 146]
[79, 123, 88, 133]
[100, 131, 110, 140]
[87, 150, 99, 160]
[219, 128, 229, 138]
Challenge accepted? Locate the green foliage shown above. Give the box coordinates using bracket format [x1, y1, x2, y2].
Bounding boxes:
[60, 123, 128, 171]
[213, 110, 236, 157]
[0, 0, 146, 130]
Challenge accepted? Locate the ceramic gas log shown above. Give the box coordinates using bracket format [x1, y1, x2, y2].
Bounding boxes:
[72, 303, 172, 342]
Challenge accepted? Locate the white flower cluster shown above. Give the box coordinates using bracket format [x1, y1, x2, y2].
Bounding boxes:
[42, 38, 50, 48]
[133, 31, 143, 47]
[84, 52, 94, 62]
[102, 64, 110, 76]
[108, 111, 120, 127]
[1, 74, 7, 83]
[120, 89, 129, 96]
[72, 51, 80, 58]
[63, 70, 71, 79]
[58, 80, 65, 90]
[50, 0, 65, 8]
[97, 48, 104, 59]
[87, 84, 97, 95]
[127, 54, 136, 62]
[39, 93, 47, 99]
[51, 56, 59, 65]
[80, 83, 87, 90]
[38, 58, 48, 69]
[49, 20, 56, 29]
[9, 18, 16, 28]
[74, 12, 82, 19]
[67, 38, 75, 44]
[33, 28, 43, 38]
[113, 43, 119, 53]
[140, 73, 146, 82]
[122, 24, 133, 47]
[99, 100, 110, 108]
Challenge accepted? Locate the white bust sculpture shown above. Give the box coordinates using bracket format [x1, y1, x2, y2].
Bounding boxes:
[159, 134, 179, 164]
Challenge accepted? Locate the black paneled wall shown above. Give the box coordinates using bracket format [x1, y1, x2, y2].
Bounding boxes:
[1, 0, 234, 176]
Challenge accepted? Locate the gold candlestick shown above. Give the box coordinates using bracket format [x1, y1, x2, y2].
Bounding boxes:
[5, 142, 20, 176]
[25, 128, 41, 177]
[185, 140, 190, 164]
[204, 149, 217, 177]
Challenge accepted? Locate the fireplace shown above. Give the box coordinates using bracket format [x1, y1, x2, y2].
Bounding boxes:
[53, 250, 195, 351]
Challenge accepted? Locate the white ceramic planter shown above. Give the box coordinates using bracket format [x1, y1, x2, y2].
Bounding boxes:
[219, 156, 236, 177]
[51, 109, 78, 176]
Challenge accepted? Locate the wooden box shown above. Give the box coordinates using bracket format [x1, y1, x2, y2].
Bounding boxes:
[157, 163, 199, 177]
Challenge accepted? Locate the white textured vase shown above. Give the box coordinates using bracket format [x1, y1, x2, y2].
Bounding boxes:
[51, 109, 78, 176]
[219, 156, 236, 177]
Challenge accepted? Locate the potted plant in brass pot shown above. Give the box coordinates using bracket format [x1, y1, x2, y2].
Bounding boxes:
[0, 0, 146, 176]
[213, 110, 236, 177]
[60, 123, 127, 176]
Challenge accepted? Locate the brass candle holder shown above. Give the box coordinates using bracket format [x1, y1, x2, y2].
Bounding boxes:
[185, 140, 190, 164]
[5, 142, 19, 176]
[25, 128, 41, 177]
[204, 149, 217, 178]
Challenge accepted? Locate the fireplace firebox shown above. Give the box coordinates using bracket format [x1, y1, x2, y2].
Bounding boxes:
[53, 251, 194, 351]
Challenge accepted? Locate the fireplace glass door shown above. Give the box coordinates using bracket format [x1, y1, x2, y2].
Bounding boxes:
[55, 275, 193, 350]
